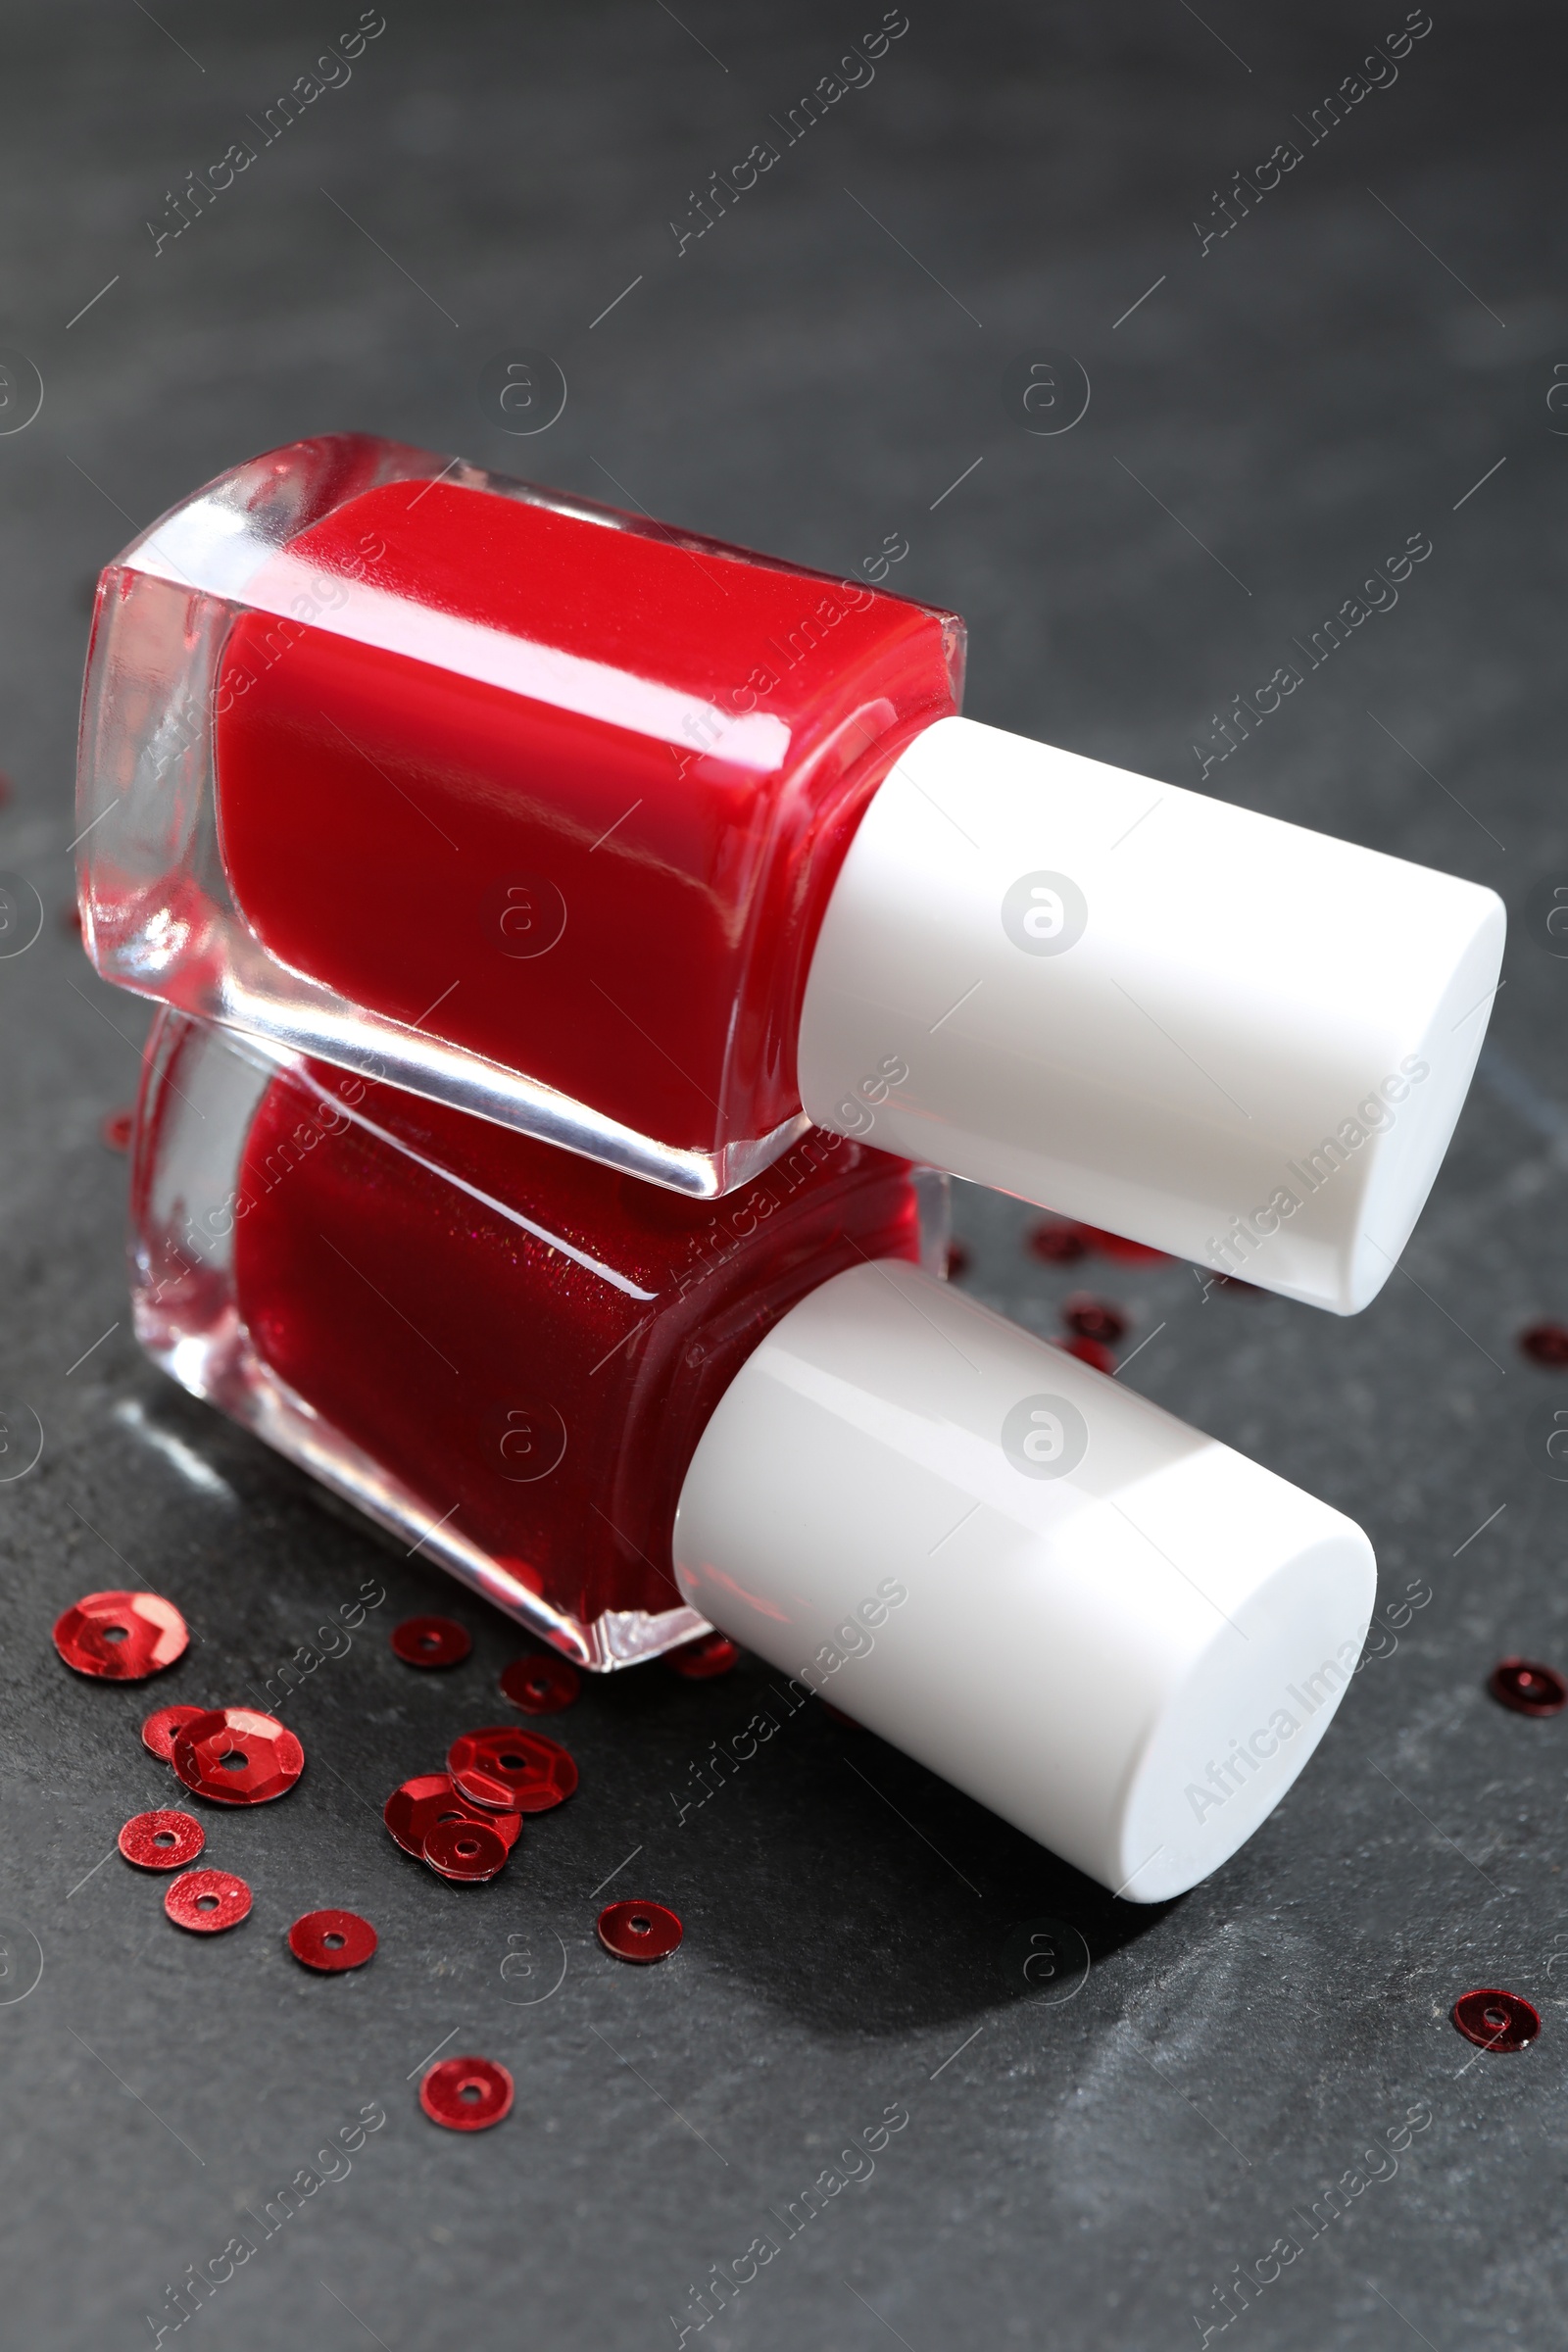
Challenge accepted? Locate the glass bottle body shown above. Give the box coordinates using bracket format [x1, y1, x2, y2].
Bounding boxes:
[83, 435, 963, 1196]
[130, 1008, 934, 1666]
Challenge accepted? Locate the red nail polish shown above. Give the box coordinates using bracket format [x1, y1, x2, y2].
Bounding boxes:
[83, 433, 1504, 1311]
[86, 435, 958, 1200]
[135, 1010, 924, 1667]
[132, 1009, 1380, 1902]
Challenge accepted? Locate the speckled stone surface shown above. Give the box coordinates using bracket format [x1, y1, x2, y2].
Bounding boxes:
[1, 4, 1565, 2345]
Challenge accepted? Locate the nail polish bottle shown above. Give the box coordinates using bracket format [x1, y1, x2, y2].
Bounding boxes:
[132, 1008, 1375, 1900]
[80, 431, 1504, 1311]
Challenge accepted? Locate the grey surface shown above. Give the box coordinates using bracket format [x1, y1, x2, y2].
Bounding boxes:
[2, 2, 1566, 2345]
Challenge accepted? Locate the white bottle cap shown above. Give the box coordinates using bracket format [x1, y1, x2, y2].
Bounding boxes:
[672, 1260, 1374, 1901]
[797, 716, 1505, 1312]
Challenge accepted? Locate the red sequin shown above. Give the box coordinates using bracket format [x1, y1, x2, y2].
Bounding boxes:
[500, 1652, 580, 1713]
[165, 1868, 252, 1934]
[1488, 1658, 1567, 1717]
[389, 1614, 472, 1668]
[287, 1909, 378, 1971]
[1520, 1322, 1568, 1367]
[422, 1818, 510, 1882]
[419, 2054, 514, 2132]
[448, 1726, 576, 1814]
[172, 1707, 304, 1805]
[597, 1899, 683, 1963]
[1061, 1295, 1128, 1345]
[53, 1590, 188, 1681]
[383, 1773, 521, 1857]
[141, 1703, 205, 1762]
[664, 1633, 738, 1681]
[99, 1108, 134, 1152]
[119, 1809, 204, 1870]
[1451, 1988, 1539, 2052]
[1025, 1220, 1088, 1264]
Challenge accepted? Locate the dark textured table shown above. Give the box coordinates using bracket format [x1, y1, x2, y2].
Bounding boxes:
[2, 4, 1565, 2345]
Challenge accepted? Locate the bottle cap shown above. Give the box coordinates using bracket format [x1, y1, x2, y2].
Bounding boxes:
[672, 1260, 1375, 1900]
[798, 715, 1505, 1312]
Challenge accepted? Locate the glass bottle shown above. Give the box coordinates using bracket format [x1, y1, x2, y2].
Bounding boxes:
[84, 433, 1504, 1310]
[131, 1008, 1375, 1900]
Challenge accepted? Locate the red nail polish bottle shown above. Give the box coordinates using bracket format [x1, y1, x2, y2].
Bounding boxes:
[84, 432, 961, 1197]
[132, 1007, 935, 1666]
[132, 1010, 1374, 1900]
[84, 433, 1503, 1312]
